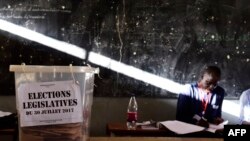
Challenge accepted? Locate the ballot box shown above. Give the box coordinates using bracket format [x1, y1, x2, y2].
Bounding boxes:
[10, 65, 99, 141]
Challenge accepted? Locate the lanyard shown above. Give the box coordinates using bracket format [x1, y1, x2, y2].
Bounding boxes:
[198, 88, 211, 115]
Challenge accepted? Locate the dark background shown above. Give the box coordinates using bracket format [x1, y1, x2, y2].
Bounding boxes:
[0, 0, 250, 99]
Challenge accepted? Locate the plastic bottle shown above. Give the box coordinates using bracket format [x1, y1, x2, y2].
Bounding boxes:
[126, 96, 138, 130]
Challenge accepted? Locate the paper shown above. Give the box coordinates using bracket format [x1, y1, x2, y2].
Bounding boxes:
[159, 120, 205, 134]
[159, 120, 228, 134]
[136, 121, 152, 126]
[207, 120, 228, 133]
[0, 111, 12, 117]
[141, 125, 159, 130]
[137, 121, 159, 130]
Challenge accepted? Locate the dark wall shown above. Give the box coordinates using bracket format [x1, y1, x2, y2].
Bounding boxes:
[0, 0, 250, 99]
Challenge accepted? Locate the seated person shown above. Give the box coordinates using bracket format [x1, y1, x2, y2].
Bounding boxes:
[239, 89, 250, 125]
[176, 65, 226, 127]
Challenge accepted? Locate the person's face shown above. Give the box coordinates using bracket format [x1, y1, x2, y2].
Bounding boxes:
[199, 73, 219, 91]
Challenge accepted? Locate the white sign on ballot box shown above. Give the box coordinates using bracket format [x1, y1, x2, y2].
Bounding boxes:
[17, 80, 82, 127]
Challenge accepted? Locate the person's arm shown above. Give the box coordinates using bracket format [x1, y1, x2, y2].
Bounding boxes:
[176, 84, 197, 124]
[213, 99, 224, 125]
[213, 117, 224, 125]
[242, 121, 250, 125]
[179, 84, 192, 96]
[196, 117, 209, 128]
[211, 88, 225, 125]
[239, 91, 248, 124]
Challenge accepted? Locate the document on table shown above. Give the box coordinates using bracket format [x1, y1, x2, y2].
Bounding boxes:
[158, 120, 228, 134]
[158, 120, 205, 134]
[207, 120, 228, 133]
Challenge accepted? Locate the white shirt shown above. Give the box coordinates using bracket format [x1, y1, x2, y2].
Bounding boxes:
[239, 89, 250, 123]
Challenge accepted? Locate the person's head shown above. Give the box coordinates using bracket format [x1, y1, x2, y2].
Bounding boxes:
[198, 65, 221, 91]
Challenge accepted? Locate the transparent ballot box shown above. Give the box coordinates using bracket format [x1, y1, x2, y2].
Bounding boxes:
[9, 65, 99, 141]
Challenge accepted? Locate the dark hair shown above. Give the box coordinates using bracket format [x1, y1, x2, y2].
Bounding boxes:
[200, 65, 221, 80]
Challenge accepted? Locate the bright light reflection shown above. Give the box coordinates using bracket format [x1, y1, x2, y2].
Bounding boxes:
[222, 100, 240, 117]
[0, 19, 240, 119]
[0, 19, 86, 59]
[88, 52, 184, 94]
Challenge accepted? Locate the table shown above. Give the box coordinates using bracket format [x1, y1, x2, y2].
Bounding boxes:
[106, 123, 223, 138]
[0, 127, 18, 141]
[0, 128, 15, 135]
[107, 122, 173, 137]
[89, 137, 223, 141]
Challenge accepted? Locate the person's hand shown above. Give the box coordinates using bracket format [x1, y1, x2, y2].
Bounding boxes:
[215, 128, 224, 134]
[213, 117, 224, 125]
[197, 118, 209, 128]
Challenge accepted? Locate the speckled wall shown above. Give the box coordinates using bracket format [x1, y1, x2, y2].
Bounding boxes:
[0, 0, 250, 98]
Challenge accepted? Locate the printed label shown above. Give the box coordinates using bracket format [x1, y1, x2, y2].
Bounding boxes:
[17, 80, 82, 127]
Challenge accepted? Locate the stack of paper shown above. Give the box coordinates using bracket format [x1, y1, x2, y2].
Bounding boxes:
[137, 121, 158, 130]
[158, 120, 227, 134]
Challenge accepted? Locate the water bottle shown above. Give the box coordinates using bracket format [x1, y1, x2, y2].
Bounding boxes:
[126, 96, 138, 130]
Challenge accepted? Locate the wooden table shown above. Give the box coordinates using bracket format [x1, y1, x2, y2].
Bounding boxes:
[89, 137, 223, 141]
[0, 128, 15, 135]
[106, 123, 223, 138]
[0, 127, 18, 141]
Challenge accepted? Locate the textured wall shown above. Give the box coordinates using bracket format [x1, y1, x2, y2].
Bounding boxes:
[0, 0, 250, 98]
